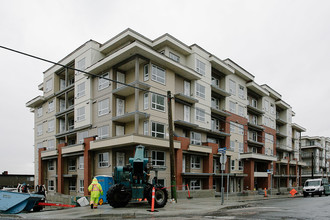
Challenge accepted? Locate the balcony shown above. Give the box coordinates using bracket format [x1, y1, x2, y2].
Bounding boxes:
[209, 128, 230, 137]
[188, 144, 212, 154]
[276, 116, 287, 125]
[174, 93, 198, 105]
[247, 122, 264, 131]
[247, 104, 265, 115]
[276, 144, 293, 152]
[61, 144, 84, 155]
[112, 81, 150, 97]
[276, 130, 287, 138]
[240, 153, 277, 162]
[211, 107, 231, 117]
[112, 111, 150, 123]
[174, 120, 198, 128]
[301, 142, 323, 149]
[211, 85, 231, 97]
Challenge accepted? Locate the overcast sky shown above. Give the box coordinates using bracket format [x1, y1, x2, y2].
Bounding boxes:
[1, 0, 329, 174]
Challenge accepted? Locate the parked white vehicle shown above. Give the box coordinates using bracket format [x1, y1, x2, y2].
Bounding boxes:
[303, 178, 325, 197]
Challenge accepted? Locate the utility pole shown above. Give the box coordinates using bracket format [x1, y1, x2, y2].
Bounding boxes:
[167, 91, 177, 202]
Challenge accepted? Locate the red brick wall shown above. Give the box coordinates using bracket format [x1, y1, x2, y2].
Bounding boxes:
[83, 136, 95, 196]
[57, 143, 67, 194]
[38, 148, 46, 185]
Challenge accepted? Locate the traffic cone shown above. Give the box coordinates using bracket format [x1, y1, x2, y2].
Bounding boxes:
[147, 187, 158, 212]
[264, 188, 267, 197]
[187, 184, 193, 199]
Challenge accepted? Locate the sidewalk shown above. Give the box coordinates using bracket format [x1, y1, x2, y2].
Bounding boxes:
[13, 193, 300, 219]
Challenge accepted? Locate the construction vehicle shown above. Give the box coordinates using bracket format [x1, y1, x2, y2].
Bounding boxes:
[106, 145, 168, 208]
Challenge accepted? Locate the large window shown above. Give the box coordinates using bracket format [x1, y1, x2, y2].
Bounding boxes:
[191, 132, 201, 145]
[151, 122, 165, 138]
[196, 59, 205, 76]
[98, 72, 109, 90]
[229, 80, 236, 95]
[151, 64, 165, 84]
[79, 180, 84, 193]
[144, 64, 149, 81]
[37, 107, 43, 117]
[48, 160, 54, 171]
[211, 97, 219, 109]
[238, 105, 244, 117]
[231, 160, 235, 171]
[78, 156, 84, 169]
[211, 118, 220, 131]
[98, 99, 109, 116]
[69, 179, 76, 192]
[230, 141, 235, 151]
[144, 93, 149, 110]
[98, 125, 109, 139]
[77, 107, 85, 122]
[143, 121, 149, 135]
[264, 100, 269, 112]
[47, 139, 55, 150]
[78, 131, 88, 144]
[184, 105, 190, 122]
[229, 101, 236, 113]
[48, 100, 54, 113]
[116, 71, 125, 89]
[48, 180, 55, 191]
[76, 57, 85, 74]
[151, 94, 165, 111]
[77, 82, 85, 98]
[195, 108, 205, 122]
[239, 143, 244, 153]
[37, 124, 43, 136]
[190, 179, 201, 190]
[98, 152, 109, 168]
[116, 98, 125, 116]
[45, 78, 53, 92]
[238, 85, 244, 99]
[151, 151, 165, 166]
[169, 52, 180, 62]
[191, 156, 201, 169]
[196, 83, 205, 99]
[48, 119, 54, 132]
[68, 158, 76, 171]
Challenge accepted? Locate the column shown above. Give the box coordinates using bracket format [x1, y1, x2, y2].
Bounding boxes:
[134, 57, 139, 134]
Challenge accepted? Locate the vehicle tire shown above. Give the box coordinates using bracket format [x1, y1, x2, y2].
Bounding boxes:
[303, 193, 308, 197]
[319, 191, 323, 197]
[143, 183, 153, 201]
[107, 184, 131, 208]
[147, 184, 168, 208]
[311, 193, 314, 197]
[32, 205, 43, 212]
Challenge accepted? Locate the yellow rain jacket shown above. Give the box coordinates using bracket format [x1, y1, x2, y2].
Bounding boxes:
[88, 178, 103, 198]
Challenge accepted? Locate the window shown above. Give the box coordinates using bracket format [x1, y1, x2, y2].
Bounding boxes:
[115, 125, 124, 136]
[239, 143, 244, 153]
[76, 57, 85, 74]
[116, 71, 125, 89]
[144, 64, 149, 81]
[251, 115, 257, 125]
[59, 99, 65, 112]
[239, 160, 244, 171]
[144, 93, 149, 110]
[229, 80, 236, 95]
[231, 160, 235, 171]
[238, 105, 244, 117]
[37, 142, 43, 149]
[37, 124, 43, 136]
[98, 99, 109, 116]
[48, 119, 54, 132]
[69, 179, 76, 192]
[151, 64, 165, 84]
[47, 139, 55, 150]
[37, 107, 43, 117]
[48, 180, 55, 191]
[48, 160, 54, 171]
[191, 132, 201, 145]
[196, 108, 205, 122]
[230, 141, 235, 151]
[68, 158, 76, 171]
[78, 156, 84, 169]
[251, 98, 257, 108]
[151, 122, 165, 138]
[98, 125, 109, 139]
[238, 124, 244, 135]
[169, 52, 180, 62]
[98, 152, 109, 168]
[79, 180, 84, 193]
[196, 83, 205, 99]
[196, 59, 206, 76]
[77, 82, 85, 98]
[116, 98, 125, 116]
[238, 85, 244, 99]
[77, 107, 85, 122]
[211, 118, 220, 131]
[60, 79, 65, 90]
[211, 97, 219, 109]
[249, 131, 257, 142]
[211, 77, 220, 87]
[190, 179, 201, 190]
[59, 119, 65, 133]
[184, 81, 190, 96]
[230, 122, 235, 133]
[45, 78, 53, 92]
[151, 94, 165, 111]
[98, 72, 109, 90]
[184, 105, 190, 122]
[229, 101, 236, 113]
[48, 100, 54, 113]
[143, 121, 149, 135]
[270, 103, 275, 114]
[116, 152, 125, 166]
[151, 151, 165, 166]
[191, 156, 201, 169]
[78, 131, 88, 144]
[265, 100, 269, 112]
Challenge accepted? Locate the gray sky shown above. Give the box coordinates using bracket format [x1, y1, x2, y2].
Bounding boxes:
[1, 0, 329, 174]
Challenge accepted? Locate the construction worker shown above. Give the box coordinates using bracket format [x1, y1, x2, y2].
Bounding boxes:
[88, 178, 103, 209]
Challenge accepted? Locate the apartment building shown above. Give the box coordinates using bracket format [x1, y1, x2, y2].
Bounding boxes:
[301, 136, 330, 182]
[26, 29, 305, 196]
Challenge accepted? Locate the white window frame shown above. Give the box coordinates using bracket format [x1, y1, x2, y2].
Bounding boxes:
[37, 124, 43, 136]
[211, 97, 219, 109]
[77, 82, 86, 98]
[116, 71, 125, 89]
[48, 160, 54, 171]
[115, 125, 125, 136]
[196, 59, 205, 76]
[190, 179, 201, 190]
[98, 99, 109, 116]
[78, 131, 88, 144]
[238, 105, 244, 117]
[69, 179, 76, 192]
[191, 156, 201, 169]
[229, 80, 236, 95]
[169, 52, 180, 62]
[231, 160, 235, 171]
[76, 57, 86, 74]
[144, 93, 149, 110]
[143, 121, 149, 135]
[116, 152, 125, 166]
[60, 78, 66, 90]
[98, 72, 110, 90]
[98, 152, 109, 168]
[196, 83, 205, 99]
[48, 100, 54, 113]
[144, 64, 149, 81]
[68, 158, 76, 171]
[184, 105, 191, 122]
[238, 84, 244, 99]
[151, 94, 165, 112]
[184, 81, 191, 96]
[230, 141, 235, 151]
[211, 77, 220, 87]
[270, 103, 275, 114]
[239, 143, 244, 153]
[48, 119, 54, 132]
[79, 179, 84, 193]
[211, 118, 220, 131]
[116, 98, 125, 116]
[195, 108, 205, 122]
[45, 78, 53, 92]
[191, 132, 201, 145]
[239, 160, 244, 171]
[151, 150, 165, 166]
[77, 106, 85, 122]
[151, 64, 166, 85]
[229, 101, 236, 113]
[37, 107, 43, 117]
[48, 180, 55, 191]
[47, 139, 55, 150]
[98, 125, 109, 139]
[251, 98, 257, 108]
[78, 156, 84, 169]
[151, 122, 165, 138]
[265, 100, 269, 112]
